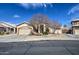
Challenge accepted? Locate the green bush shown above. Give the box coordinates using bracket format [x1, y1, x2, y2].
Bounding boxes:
[0, 32, 5, 35]
[43, 32, 48, 35]
[5, 32, 9, 34]
[43, 28, 49, 35]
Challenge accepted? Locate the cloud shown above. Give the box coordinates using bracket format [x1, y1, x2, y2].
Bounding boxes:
[20, 3, 30, 9]
[13, 14, 20, 18]
[68, 4, 79, 15]
[20, 3, 53, 9]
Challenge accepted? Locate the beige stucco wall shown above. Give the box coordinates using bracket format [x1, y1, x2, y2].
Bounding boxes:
[48, 27, 54, 34]
[17, 23, 33, 35]
[55, 29, 62, 34]
[74, 29, 79, 35]
[18, 28, 31, 35]
[72, 21, 79, 26]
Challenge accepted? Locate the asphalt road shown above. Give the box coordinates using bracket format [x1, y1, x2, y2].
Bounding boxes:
[0, 40, 79, 55]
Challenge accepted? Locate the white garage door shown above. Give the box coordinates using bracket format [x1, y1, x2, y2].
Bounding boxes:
[19, 27, 31, 35]
[75, 29, 79, 35]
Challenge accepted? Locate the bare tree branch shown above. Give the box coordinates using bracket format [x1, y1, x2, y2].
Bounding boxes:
[29, 13, 61, 34]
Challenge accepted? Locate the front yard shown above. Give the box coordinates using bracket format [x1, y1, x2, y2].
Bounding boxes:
[0, 34, 79, 42]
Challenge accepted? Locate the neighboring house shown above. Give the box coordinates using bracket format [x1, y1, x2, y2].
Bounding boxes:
[61, 25, 72, 34]
[61, 26, 69, 34]
[16, 22, 33, 35]
[71, 19, 79, 35]
[55, 27, 62, 34]
[0, 22, 16, 34]
[55, 29, 62, 34]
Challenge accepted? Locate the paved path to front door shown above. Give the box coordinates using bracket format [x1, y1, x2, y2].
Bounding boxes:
[0, 40, 79, 55]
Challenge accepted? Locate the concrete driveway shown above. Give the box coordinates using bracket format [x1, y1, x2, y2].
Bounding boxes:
[0, 40, 79, 55]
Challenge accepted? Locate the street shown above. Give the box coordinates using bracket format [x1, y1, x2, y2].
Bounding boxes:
[0, 40, 79, 55]
[0, 34, 79, 55]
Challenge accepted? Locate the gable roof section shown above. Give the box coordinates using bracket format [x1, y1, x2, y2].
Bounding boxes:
[17, 22, 33, 29]
[0, 22, 16, 28]
[0, 24, 7, 27]
[17, 22, 30, 26]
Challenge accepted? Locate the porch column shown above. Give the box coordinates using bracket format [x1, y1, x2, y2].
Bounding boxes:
[17, 28, 19, 35]
[6, 27, 9, 32]
[13, 28, 16, 34]
[38, 25, 40, 33]
[43, 24, 46, 32]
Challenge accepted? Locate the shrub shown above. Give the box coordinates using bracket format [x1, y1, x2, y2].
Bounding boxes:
[0, 32, 5, 35]
[43, 28, 49, 35]
[43, 32, 48, 35]
[6, 32, 9, 34]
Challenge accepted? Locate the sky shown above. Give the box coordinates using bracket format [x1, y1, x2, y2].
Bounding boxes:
[0, 3, 79, 26]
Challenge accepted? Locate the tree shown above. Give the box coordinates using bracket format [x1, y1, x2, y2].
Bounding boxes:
[29, 13, 61, 34]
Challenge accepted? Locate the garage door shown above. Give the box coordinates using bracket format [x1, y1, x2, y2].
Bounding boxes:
[75, 29, 79, 35]
[18, 27, 31, 35]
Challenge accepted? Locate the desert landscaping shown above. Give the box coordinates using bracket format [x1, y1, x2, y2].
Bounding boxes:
[0, 14, 79, 55]
[0, 3, 79, 55]
[0, 34, 79, 42]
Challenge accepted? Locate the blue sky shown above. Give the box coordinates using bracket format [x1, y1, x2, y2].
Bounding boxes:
[0, 3, 78, 26]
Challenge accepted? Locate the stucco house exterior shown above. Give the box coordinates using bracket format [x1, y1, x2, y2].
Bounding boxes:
[0, 22, 16, 34]
[16, 22, 62, 35]
[61, 25, 69, 34]
[55, 28, 62, 34]
[71, 19, 79, 35]
[16, 23, 53, 35]
[16, 22, 33, 35]
[0, 21, 62, 35]
[32, 24, 54, 35]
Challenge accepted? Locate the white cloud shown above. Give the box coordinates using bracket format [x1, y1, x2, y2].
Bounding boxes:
[20, 3, 53, 9]
[68, 4, 79, 15]
[49, 4, 53, 7]
[13, 14, 20, 18]
[43, 4, 47, 8]
[20, 3, 30, 9]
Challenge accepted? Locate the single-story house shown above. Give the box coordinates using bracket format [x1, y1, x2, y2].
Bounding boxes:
[16, 22, 62, 35]
[0, 22, 16, 34]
